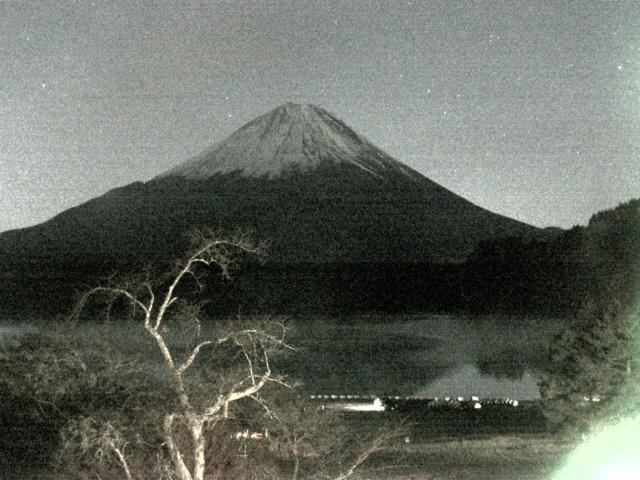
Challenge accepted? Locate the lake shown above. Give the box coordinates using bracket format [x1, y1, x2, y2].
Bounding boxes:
[0, 313, 562, 400]
[278, 314, 563, 400]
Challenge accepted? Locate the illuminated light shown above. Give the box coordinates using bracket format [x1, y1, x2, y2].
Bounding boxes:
[593, 461, 640, 480]
[553, 416, 640, 480]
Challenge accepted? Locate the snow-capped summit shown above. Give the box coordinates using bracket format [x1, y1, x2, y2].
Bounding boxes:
[161, 103, 419, 179]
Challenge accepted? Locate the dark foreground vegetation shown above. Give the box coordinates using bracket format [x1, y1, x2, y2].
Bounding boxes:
[537, 200, 640, 433]
[0, 377, 569, 480]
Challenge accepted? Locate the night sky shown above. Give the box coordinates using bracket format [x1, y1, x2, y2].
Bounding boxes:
[1, 0, 639, 232]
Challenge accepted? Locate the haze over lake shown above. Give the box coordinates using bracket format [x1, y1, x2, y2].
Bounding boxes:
[279, 314, 561, 400]
[1, 314, 560, 401]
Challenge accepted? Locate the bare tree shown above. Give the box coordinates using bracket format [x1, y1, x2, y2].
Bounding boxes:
[72, 230, 292, 480]
[1, 230, 403, 479]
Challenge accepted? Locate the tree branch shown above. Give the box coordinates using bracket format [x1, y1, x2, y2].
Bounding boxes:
[177, 341, 214, 374]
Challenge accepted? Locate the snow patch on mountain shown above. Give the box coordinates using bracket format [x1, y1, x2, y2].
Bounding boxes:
[160, 103, 421, 180]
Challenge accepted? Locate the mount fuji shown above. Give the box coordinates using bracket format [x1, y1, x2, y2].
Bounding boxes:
[1, 103, 542, 269]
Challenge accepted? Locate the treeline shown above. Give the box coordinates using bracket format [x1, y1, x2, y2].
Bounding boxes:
[3, 200, 638, 318]
[233, 196, 638, 315]
[0, 261, 578, 316]
[467, 198, 639, 312]
[537, 200, 640, 431]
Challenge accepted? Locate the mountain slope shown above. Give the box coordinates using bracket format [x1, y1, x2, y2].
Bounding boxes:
[0, 103, 542, 268]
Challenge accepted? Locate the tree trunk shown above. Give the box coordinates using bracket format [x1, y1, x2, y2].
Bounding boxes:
[292, 450, 300, 480]
[191, 417, 206, 480]
[289, 436, 300, 480]
[164, 414, 193, 480]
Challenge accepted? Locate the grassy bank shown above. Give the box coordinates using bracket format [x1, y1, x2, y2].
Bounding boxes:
[361, 433, 572, 480]
[6, 433, 574, 480]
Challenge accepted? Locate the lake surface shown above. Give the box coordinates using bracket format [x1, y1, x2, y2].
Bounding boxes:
[278, 314, 563, 400]
[1, 313, 562, 400]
